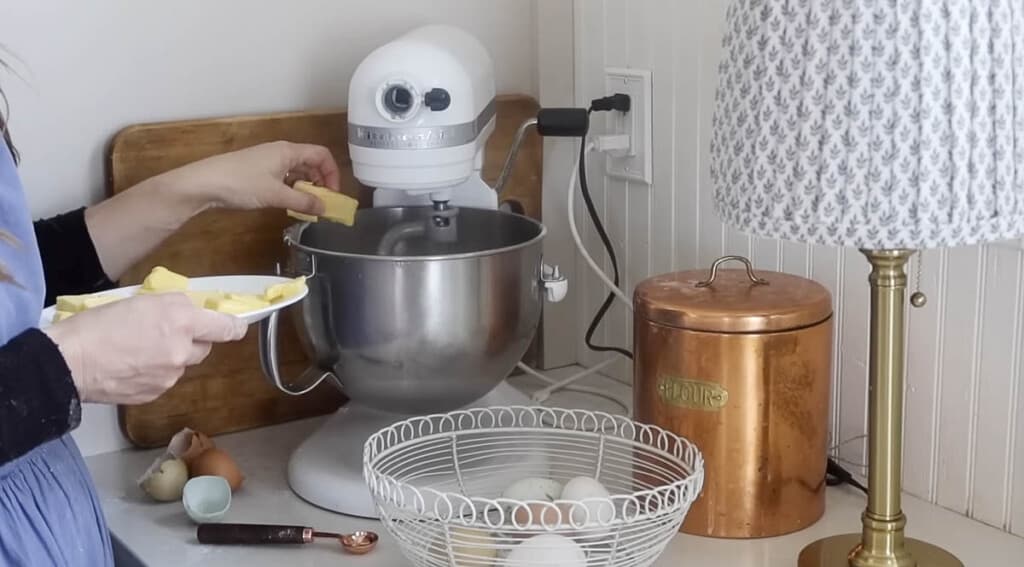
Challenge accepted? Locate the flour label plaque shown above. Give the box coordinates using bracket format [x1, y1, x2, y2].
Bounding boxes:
[656, 376, 729, 411]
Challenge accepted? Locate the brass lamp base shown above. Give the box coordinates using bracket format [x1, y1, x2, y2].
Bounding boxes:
[798, 534, 963, 567]
[799, 250, 964, 567]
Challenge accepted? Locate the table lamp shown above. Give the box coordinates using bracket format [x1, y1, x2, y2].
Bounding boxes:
[710, 1, 1024, 566]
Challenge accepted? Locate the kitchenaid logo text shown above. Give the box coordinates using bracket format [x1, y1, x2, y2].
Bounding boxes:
[657, 376, 729, 411]
[353, 126, 447, 146]
[348, 122, 477, 150]
[354, 126, 446, 142]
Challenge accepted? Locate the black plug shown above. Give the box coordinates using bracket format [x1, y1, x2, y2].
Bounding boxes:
[532, 93, 632, 139]
[826, 457, 868, 495]
[535, 108, 590, 137]
[590, 93, 631, 113]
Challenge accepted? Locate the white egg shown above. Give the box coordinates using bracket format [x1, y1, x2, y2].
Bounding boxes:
[140, 458, 189, 502]
[504, 534, 585, 567]
[501, 477, 563, 502]
[560, 476, 615, 530]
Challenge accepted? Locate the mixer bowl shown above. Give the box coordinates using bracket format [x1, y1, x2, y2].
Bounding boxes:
[269, 206, 546, 414]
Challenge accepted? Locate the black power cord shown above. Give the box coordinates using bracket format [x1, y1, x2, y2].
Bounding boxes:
[826, 457, 868, 495]
[578, 95, 634, 360]
[576, 109, 632, 360]
[533, 97, 634, 360]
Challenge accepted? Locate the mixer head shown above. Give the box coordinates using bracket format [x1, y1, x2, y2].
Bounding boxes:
[347, 24, 497, 208]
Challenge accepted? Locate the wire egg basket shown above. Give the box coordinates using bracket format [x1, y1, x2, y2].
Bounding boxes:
[364, 407, 704, 567]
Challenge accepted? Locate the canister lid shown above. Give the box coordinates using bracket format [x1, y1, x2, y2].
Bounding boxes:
[634, 259, 832, 333]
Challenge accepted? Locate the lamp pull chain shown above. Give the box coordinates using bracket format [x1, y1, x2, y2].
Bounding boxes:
[910, 251, 927, 308]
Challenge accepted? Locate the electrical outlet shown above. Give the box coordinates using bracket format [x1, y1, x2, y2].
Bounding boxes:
[604, 67, 652, 185]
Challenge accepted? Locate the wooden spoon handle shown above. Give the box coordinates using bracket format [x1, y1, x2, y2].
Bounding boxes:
[197, 523, 312, 545]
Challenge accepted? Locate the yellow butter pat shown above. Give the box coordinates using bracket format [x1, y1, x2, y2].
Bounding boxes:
[141, 266, 189, 292]
[184, 290, 225, 308]
[56, 295, 89, 313]
[206, 296, 269, 315]
[206, 293, 269, 312]
[52, 311, 75, 323]
[82, 295, 122, 309]
[287, 210, 318, 223]
[264, 277, 307, 303]
[205, 298, 253, 315]
[56, 293, 121, 312]
[294, 181, 358, 227]
[225, 293, 271, 308]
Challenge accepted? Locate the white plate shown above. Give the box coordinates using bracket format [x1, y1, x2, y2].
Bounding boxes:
[39, 275, 309, 327]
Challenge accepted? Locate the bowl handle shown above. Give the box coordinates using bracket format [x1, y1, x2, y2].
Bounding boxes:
[541, 263, 568, 303]
[258, 309, 341, 396]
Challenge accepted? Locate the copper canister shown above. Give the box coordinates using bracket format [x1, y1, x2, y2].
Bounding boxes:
[634, 256, 833, 539]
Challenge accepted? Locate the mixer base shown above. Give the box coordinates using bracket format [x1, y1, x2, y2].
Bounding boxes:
[287, 380, 533, 518]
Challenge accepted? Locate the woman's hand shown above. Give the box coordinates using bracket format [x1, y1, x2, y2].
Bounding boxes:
[154, 141, 342, 216]
[43, 294, 248, 405]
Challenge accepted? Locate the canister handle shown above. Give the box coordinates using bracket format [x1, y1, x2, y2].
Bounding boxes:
[695, 255, 769, 288]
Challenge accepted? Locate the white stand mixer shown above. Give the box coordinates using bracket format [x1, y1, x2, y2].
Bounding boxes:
[287, 383, 532, 518]
[260, 25, 566, 519]
[347, 24, 500, 211]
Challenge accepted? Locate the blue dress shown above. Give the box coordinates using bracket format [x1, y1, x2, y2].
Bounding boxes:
[0, 145, 113, 565]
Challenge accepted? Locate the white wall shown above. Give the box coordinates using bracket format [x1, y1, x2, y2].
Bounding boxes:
[560, 0, 1024, 536]
[535, 0, 578, 368]
[0, 0, 538, 456]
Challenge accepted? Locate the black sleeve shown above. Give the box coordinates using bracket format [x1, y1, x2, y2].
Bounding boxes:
[0, 329, 81, 465]
[34, 207, 117, 306]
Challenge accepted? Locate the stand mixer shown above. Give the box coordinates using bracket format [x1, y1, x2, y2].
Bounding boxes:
[259, 24, 568, 519]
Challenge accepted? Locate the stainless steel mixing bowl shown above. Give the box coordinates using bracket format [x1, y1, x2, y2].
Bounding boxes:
[259, 206, 554, 414]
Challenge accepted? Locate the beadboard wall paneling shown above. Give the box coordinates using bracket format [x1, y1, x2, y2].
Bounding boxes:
[563, 0, 1024, 536]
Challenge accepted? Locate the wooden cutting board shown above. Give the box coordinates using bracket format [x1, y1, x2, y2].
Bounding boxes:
[111, 94, 543, 448]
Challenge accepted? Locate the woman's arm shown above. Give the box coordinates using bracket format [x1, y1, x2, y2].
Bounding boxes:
[0, 329, 80, 464]
[84, 141, 339, 281]
[0, 293, 248, 466]
[82, 174, 206, 282]
[34, 208, 116, 305]
[0, 142, 336, 463]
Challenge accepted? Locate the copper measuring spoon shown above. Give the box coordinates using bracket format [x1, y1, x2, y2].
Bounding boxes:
[197, 523, 378, 554]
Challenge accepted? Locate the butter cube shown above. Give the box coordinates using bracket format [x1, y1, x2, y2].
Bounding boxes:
[56, 295, 89, 313]
[82, 295, 122, 309]
[52, 311, 75, 323]
[141, 266, 189, 292]
[264, 277, 307, 303]
[205, 298, 252, 315]
[287, 210, 318, 223]
[56, 293, 120, 312]
[293, 181, 358, 226]
[206, 295, 269, 315]
[206, 293, 269, 315]
[184, 290, 225, 308]
[225, 293, 271, 308]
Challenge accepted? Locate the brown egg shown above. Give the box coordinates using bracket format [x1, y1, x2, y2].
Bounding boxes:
[189, 448, 244, 491]
[512, 502, 570, 529]
[180, 431, 215, 468]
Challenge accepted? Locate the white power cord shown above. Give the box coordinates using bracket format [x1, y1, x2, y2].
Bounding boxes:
[829, 434, 869, 470]
[568, 140, 634, 311]
[524, 359, 617, 403]
[515, 362, 630, 417]
[519, 137, 639, 415]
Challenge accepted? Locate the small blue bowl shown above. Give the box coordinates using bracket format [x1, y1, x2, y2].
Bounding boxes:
[182, 476, 231, 524]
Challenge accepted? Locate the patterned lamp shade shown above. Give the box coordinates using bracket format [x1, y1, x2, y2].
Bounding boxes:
[711, 0, 1024, 249]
